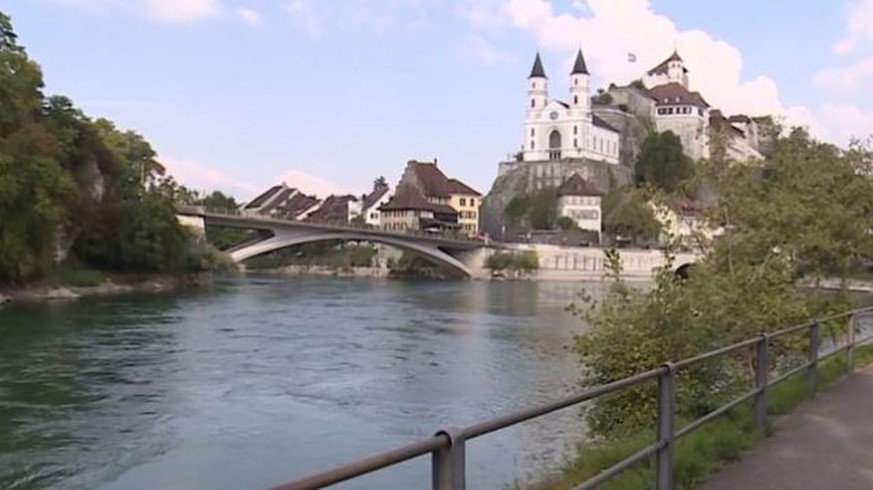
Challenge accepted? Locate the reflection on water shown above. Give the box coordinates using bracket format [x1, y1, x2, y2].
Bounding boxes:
[0, 277, 608, 489]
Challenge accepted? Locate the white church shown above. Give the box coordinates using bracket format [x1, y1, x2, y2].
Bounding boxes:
[522, 50, 620, 165]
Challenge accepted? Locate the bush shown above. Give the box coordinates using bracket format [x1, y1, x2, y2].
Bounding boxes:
[485, 251, 540, 273]
[45, 265, 107, 287]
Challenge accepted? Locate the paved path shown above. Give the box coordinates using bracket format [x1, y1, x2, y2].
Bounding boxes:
[705, 365, 873, 490]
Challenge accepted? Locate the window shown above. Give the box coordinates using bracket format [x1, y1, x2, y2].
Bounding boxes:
[573, 125, 578, 135]
[573, 138, 578, 148]
[698, 108, 704, 116]
[460, 198, 467, 207]
[574, 78, 578, 86]
[667, 107, 674, 115]
[370, 212, 378, 219]
[531, 128, 535, 137]
[531, 98, 535, 108]
[531, 141, 535, 150]
[574, 95, 578, 105]
[471, 199, 476, 206]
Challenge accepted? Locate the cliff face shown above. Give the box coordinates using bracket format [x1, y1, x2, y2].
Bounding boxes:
[480, 158, 632, 237]
[479, 102, 653, 238]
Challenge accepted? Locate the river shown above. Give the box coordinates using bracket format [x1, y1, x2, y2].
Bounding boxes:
[0, 276, 610, 489]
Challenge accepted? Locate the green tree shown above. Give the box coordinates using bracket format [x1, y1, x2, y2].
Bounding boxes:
[504, 196, 530, 226]
[571, 126, 872, 440]
[602, 186, 661, 245]
[528, 187, 559, 229]
[634, 131, 695, 194]
[556, 216, 577, 230]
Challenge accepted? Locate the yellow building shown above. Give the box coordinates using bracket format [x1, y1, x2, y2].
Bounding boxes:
[396, 160, 482, 237]
[447, 179, 482, 236]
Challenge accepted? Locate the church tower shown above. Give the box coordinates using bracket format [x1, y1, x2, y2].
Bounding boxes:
[569, 49, 590, 115]
[666, 50, 689, 88]
[527, 52, 548, 113]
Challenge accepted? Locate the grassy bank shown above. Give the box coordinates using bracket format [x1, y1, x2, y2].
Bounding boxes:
[523, 344, 873, 490]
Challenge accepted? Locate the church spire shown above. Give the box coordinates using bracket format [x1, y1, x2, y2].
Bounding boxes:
[571, 48, 589, 75]
[529, 52, 547, 79]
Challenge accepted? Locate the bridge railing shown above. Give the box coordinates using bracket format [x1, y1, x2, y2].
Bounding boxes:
[270, 306, 873, 490]
[178, 205, 485, 244]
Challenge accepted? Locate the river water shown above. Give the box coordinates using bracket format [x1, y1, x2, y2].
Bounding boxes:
[0, 276, 609, 489]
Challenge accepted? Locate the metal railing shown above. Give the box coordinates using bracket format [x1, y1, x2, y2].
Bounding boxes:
[272, 307, 873, 490]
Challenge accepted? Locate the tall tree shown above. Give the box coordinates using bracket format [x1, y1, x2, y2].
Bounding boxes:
[634, 130, 694, 194]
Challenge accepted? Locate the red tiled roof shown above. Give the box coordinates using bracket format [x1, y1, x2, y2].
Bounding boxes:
[408, 162, 453, 198]
[275, 192, 319, 219]
[648, 83, 710, 108]
[379, 184, 433, 211]
[362, 186, 390, 210]
[557, 173, 602, 197]
[305, 195, 356, 224]
[446, 178, 481, 197]
[245, 185, 283, 209]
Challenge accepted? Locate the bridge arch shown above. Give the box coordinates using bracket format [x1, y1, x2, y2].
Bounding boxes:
[230, 231, 474, 278]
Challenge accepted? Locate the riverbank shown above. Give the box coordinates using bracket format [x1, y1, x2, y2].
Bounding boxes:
[0, 272, 212, 304]
[251, 265, 390, 278]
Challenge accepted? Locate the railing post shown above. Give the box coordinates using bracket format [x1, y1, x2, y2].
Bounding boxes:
[656, 363, 675, 490]
[847, 314, 856, 373]
[432, 429, 466, 490]
[754, 333, 769, 431]
[808, 321, 820, 393]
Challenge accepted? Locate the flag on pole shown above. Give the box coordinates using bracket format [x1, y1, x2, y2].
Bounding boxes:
[627, 53, 637, 63]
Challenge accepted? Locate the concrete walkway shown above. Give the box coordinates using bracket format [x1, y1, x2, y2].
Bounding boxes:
[705, 365, 873, 490]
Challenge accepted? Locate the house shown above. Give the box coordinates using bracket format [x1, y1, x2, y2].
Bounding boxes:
[361, 180, 392, 227]
[305, 195, 360, 225]
[447, 178, 482, 236]
[556, 173, 603, 241]
[379, 184, 458, 232]
[396, 159, 481, 236]
[242, 183, 322, 220]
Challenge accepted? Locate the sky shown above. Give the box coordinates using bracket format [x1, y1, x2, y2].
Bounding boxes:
[6, 0, 873, 200]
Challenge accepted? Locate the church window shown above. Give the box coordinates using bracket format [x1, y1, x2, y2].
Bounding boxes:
[574, 78, 578, 86]
[574, 138, 578, 148]
[573, 126, 578, 135]
[530, 141, 535, 150]
[531, 98, 535, 108]
[531, 128, 535, 137]
[574, 95, 579, 105]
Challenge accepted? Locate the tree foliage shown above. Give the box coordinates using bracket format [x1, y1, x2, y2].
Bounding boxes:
[601, 185, 661, 245]
[504, 187, 559, 230]
[571, 128, 872, 440]
[0, 12, 223, 281]
[635, 131, 695, 194]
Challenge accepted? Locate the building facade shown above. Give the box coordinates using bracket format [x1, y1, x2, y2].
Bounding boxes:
[447, 179, 482, 236]
[361, 181, 392, 227]
[522, 51, 620, 165]
[556, 173, 603, 241]
[395, 160, 481, 237]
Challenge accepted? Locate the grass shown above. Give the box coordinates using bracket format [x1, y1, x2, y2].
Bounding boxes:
[522, 344, 873, 490]
[44, 265, 108, 288]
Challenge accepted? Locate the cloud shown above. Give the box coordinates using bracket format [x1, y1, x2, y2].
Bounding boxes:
[161, 156, 260, 199]
[144, 0, 222, 23]
[460, 0, 812, 130]
[237, 7, 262, 27]
[285, 0, 321, 35]
[463, 35, 517, 65]
[832, 0, 873, 55]
[819, 103, 873, 144]
[814, 57, 873, 93]
[275, 169, 349, 198]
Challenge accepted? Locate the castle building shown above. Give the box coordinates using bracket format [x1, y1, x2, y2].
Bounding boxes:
[642, 51, 712, 161]
[522, 51, 620, 165]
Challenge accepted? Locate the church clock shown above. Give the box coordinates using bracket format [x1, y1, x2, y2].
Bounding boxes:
[549, 111, 559, 121]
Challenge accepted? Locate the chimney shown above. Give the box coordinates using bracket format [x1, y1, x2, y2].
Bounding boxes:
[434, 158, 438, 166]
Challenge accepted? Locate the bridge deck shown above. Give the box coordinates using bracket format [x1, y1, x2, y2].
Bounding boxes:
[705, 365, 873, 490]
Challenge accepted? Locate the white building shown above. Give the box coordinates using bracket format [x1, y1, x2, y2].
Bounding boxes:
[361, 182, 392, 227]
[556, 173, 603, 240]
[522, 51, 620, 165]
[642, 51, 712, 161]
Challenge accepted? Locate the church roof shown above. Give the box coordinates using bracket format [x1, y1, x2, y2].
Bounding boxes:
[557, 173, 603, 197]
[592, 114, 619, 133]
[647, 50, 688, 75]
[571, 49, 589, 75]
[529, 52, 547, 79]
[648, 82, 710, 108]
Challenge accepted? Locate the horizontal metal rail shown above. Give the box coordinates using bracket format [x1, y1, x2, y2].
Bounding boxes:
[273, 306, 873, 490]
